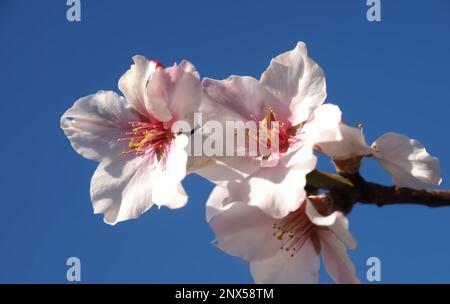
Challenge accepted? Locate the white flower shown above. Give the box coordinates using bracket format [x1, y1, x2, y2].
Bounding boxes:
[61, 57, 202, 224]
[317, 124, 442, 189]
[206, 185, 359, 284]
[200, 42, 342, 219]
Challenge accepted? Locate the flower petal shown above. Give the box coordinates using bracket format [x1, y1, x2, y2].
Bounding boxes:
[152, 180, 188, 209]
[176, 60, 200, 77]
[205, 184, 234, 222]
[166, 60, 201, 121]
[330, 213, 357, 250]
[144, 67, 174, 122]
[306, 200, 356, 249]
[118, 55, 159, 117]
[302, 104, 342, 145]
[260, 42, 326, 125]
[192, 156, 261, 184]
[145, 61, 201, 122]
[319, 230, 360, 284]
[373, 132, 442, 189]
[151, 134, 189, 208]
[90, 154, 156, 225]
[206, 186, 282, 261]
[250, 238, 320, 284]
[227, 160, 316, 219]
[202, 75, 287, 123]
[282, 104, 341, 168]
[60, 91, 137, 161]
[152, 134, 188, 209]
[317, 124, 372, 159]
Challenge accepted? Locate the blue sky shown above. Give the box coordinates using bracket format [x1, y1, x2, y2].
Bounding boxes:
[0, 0, 449, 283]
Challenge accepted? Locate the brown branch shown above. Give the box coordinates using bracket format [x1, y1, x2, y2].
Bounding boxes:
[306, 170, 450, 214]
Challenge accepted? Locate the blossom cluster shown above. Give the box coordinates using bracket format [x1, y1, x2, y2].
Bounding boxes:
[61, 42, 441, 283]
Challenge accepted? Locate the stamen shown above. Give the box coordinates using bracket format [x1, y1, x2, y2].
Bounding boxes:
[249, 107, 301, 157]
[272, 203, 315, 257]
[117, 118, 174, 167]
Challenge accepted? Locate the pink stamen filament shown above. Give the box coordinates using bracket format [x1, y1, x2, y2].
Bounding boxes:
[250, 107, 301, 157]
[272, 204, 315, 257]
[118, 120, 174, 167]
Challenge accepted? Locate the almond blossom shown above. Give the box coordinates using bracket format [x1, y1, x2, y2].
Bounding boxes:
[317, 124, 441, 189]
[61, 57, 201, 224]
[200, 42, 343, 219]
[206, 185, 359, 284]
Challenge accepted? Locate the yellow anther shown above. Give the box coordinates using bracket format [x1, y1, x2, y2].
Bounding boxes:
[128, 141, 142, 148]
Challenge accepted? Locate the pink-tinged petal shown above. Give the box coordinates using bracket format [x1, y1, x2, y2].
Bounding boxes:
[184, 127, 261, 184]
[205, 184, 233, 223]
[202, 76, 287, 123]
[61, 91, 137, 161]
[331, 213, 357, 250]
[192, 156, 261, 184]
[280, 141, 317, 174]
[250, 238, 320, 284]
[301, 104, 342, 145]
[118, 55, 159, 117]
[281, 104, 340, 168]
[152, 134, 189, 208]
[90, 154, 156, 225]
[317, 124, 372, 158]
[306, 201, 356, 249]
[206, 187, 284, 261]
[144, 68, 174, 122]
[373, 132, 442, 189]
[260, 42, 326, 125]
[318, 230, 360, 284]
[165, 61, 201, 121]
[227, 161, 315, 219]
[176, 60, 200, 78]
[144, 61, 201, 122]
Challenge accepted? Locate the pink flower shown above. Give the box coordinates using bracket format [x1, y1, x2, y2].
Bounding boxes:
[61, 57, 201, 224]
[206, 185, 359, 284]
[200, 42, 342, 218]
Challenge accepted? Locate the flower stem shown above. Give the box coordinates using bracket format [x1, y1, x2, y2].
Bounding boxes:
[307, 170, 450, 214]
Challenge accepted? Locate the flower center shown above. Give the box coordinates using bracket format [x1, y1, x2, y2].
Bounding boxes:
[256, 107, 300, 156]
[272, 203, 315, 257]
[118, 117, 174, 165]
